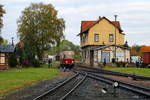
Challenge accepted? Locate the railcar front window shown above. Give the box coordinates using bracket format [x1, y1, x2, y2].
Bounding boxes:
[64, 55, 74, 58]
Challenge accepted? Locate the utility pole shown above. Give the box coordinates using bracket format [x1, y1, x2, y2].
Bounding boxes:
[11, 37, 14, 46]
[114, 15, 117, 62]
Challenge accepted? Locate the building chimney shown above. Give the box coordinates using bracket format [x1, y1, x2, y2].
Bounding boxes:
[99, 16, 101, 19]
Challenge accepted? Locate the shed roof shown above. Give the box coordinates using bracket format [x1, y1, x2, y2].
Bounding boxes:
[0, 45, 15, 53]
[93, 45, 130, 50]
[81, 21, 97, 33]
[140, 46, 150, 52]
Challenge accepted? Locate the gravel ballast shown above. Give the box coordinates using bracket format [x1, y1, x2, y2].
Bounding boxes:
[66, 77, 148, 100]
[2, 70, 150, 100]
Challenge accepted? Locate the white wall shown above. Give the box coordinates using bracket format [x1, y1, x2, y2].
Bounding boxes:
[125, 50, 130, 62]
[96, 46, 130, 63]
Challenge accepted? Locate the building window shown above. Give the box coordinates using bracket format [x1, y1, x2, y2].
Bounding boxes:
[109, 34, 114, 42]
[82, 34, 86, 44]
[0, 53, 5, 65]
[94, 34, 99, 42]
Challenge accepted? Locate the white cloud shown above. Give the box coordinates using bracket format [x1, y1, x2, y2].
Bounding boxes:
[127, 31, 149, 34]
[1, 0, 29, 4]
[128, 40, 150, 46]
[1, 0, 150, 45]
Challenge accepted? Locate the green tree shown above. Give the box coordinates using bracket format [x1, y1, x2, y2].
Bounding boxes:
[131, 44, 144, 56]
[0, 36, 3, 45]
[8, 53, 18, 68]
[17, 3, 65, 61]
[0, 4, 5, 44]
[1, 38, 8, 45]
[48, 40, 81, 60]
[0, 4, 5, 28]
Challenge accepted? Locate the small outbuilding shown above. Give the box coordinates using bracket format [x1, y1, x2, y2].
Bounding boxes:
[0, 45, 15, 70]
[82, 45, 130, 67]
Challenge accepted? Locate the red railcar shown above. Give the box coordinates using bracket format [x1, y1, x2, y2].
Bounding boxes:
[142, 52, 150, 65]
[60, 51, 75, 69]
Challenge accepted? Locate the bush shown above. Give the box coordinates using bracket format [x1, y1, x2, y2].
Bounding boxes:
[8, 54, 18, 67]
[22, 59, 31, 67]
[32, 59, 41, 67]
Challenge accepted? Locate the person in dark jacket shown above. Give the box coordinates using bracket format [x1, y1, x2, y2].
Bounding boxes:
[48, 59, 52, 68]
[136, 61, 139, 68]
[103, 58, 106, 66]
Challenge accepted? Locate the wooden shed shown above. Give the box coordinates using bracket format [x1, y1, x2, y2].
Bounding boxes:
[0, 45, 15, 70]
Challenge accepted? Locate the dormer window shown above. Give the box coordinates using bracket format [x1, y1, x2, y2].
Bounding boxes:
[94, 34, 99, 42]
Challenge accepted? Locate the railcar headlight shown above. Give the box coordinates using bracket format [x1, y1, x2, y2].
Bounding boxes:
[65, 61, 68, 63]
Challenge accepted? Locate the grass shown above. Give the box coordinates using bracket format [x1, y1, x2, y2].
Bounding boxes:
[0, 64, 62, 98]
[104, 67, 150, 77]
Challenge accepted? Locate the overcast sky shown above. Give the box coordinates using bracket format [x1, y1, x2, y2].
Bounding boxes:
[1, 0, 150, 46]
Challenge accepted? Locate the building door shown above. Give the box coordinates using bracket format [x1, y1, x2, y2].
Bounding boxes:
[90, 50, 94, 66]
[101, 52, 110, 63]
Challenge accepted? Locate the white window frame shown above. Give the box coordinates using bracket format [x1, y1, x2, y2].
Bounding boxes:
[109, 34, 114, 42]
[94, 34, 99, 42]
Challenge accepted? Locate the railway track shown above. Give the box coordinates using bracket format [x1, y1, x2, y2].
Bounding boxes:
[32, 68, 149, 100]
[33, 72, 87, 100]
[77, 66, 150, 80]
[76, 69, 150, 98]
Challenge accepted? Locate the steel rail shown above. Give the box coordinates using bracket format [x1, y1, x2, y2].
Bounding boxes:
[60, 74, 87, 100]
[33, 73, 79, 100]
[81, 70, 150, 97]
[77, 66, 150, 80]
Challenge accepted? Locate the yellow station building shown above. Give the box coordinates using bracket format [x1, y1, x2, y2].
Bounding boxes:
[78, 16, 130, 67]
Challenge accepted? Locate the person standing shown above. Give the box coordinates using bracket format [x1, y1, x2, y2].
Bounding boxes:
[103, 58, 106, 66]
[48, 59, 52, 68]
[136, 61, 139, 68]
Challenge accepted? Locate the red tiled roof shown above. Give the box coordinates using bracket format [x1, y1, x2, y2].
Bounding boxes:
[80, 17, 122, 34]
[141, 46, 150, 52]
[81, 21, 96, 33]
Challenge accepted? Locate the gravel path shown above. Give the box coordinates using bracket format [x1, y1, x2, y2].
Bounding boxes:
[2, 71, 73, 100]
